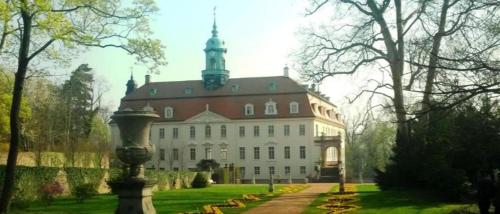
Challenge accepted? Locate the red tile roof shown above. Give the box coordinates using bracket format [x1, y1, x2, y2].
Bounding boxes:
[119, 76, 337, 122]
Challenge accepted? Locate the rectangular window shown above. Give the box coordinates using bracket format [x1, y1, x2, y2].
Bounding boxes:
[269, 166, 275, 175]
[190, 126, 196, 139]
[240, 167, 246, 178]
[173, 148, 179, 161]
[221, 148, 228, 160]
[300, 146, 306, 159]
[173, 128, 179, 139]
[253, 126, 259, 137]
[268, 125, 274, 137]
[285, 166, 291, 175]
[173, 167, 179, 171]
[239, 126, 245, 137]
[190, 148, 196, 160]
[254, 166, 260, 175]
[299, 124, 305, 136]
[160, 149, 165, 160]
[205, 125, 211, 138]
[300, 166, 306, 174]
[254, 147, 260, 160]
[205, 148, 212, 159]
[268, 146, 275, 160]
[284, 146, 290, 159]
[284, 125, 290, 136]
[239, 147, 245, 160]
[159, 128, 165, 139]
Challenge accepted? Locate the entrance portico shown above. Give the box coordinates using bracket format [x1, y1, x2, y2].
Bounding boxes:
[314, 134, 345, 192]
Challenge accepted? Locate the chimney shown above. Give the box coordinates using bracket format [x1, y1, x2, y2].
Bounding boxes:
[145, 74, 151, 84]
[283, 64, 289, 77]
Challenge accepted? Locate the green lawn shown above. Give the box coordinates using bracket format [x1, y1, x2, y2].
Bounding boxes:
[356, 184, 475, 214]
[304, 183, 477, 214]
[13, 184, 283, 214]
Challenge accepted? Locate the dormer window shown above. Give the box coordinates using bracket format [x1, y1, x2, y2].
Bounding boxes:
[164, 107, 174, 119]
[245, 104, 254, 116]
[265, 100, 277, 115]
[289, 102, 299, 114]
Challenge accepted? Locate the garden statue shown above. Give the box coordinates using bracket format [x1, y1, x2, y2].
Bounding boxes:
[108, 109, 159, 214]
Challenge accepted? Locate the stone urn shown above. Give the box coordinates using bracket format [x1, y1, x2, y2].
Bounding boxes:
[108, 109, 159, 214]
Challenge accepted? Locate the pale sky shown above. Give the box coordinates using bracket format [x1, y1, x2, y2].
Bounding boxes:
[69, 0, 360, 112]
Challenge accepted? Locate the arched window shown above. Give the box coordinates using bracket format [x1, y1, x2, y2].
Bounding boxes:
[210, 58, 216, 69]
[164, 106, 174, 118]
[220, 125, 227, 138]
[205, 125, 211, 138]
[244, 104, 254, 116]
[289, 101, 299, 114]
[265, 100, 277, 115]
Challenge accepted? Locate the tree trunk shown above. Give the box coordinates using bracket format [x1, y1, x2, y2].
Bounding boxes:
[421, 0, 449, 123]
[0, 6, 32, 213]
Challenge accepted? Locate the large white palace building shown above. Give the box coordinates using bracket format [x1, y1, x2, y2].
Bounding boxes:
[111, 19, 345, 182]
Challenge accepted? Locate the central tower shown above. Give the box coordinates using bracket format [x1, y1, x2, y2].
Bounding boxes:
[202, 10, 229, 90]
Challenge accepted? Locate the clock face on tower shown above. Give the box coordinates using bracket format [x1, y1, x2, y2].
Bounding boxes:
[209, 51, 216, 57]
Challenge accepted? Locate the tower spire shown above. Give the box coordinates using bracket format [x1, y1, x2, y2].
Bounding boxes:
[212, 6, 218, 37]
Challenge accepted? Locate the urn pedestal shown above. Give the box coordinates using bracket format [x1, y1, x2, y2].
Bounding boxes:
[108, 110, 159, 214]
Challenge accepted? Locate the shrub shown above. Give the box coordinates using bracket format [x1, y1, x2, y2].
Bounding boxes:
[39, 181, 64, 205]
[74, 183, 97, 203]
[191, 173, 208, 188]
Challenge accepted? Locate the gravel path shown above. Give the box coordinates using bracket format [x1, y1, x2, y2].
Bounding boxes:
[242, 183, 334, 214]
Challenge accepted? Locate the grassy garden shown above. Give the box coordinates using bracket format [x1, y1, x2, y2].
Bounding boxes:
[304, 183, 478, 214]
[11, 184, 285, 214]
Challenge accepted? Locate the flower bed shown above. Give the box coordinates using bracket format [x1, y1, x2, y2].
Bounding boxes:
[317, 183, 360, 213]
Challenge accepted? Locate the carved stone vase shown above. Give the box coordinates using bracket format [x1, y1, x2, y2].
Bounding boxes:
[108, 110, 159, 214]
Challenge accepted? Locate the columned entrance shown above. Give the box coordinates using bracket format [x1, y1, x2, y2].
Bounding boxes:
[314, 135, 345, 192]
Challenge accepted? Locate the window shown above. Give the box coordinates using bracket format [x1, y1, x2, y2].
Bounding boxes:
[221, 148, 228, 160]
[239, 126, 245, 137]
[205, 125, 211, 138]
[173, 128, 179, 139]
[160, 149, 165, 160]
[205, 147, 212, 159]
[268, 147, 275, 160]
[289, 102, 299, 114]
[190, 148, 196, 160]
[299, 124, 305, 136]
[300, 146, 306, 159]
[221, 125, 227, 138]
[253, 126, 260, 137]
[190, 126, 196, 139]
[285, 166, 291, 175]
[268, 125, 274, 137]
[284, 146, 290, 159]
[173, 167, 179, 171]
[245, 104, 254, 116]
[300, 166, 306, 174]
[265, 100, 277, 115]
[239, 147, 245, 160]
[240, 167, 246, 178]
[184, 87, 192, 94]
[173, 148, 179, 161]
[254, 166, 260, 175]
[159, 128, 165, 139]
[164, 107, 174, 119]
[269, 166, 275, 175]
[284, 125, 290, 136]
[254, 147, 260, 159]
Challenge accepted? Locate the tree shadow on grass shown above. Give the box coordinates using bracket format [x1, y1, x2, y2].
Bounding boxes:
[356, 184, 471, 212]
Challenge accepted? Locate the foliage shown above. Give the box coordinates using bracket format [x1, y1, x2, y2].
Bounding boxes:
[191, 172, 209, 188]
[73, 183, 97, 203]
[377, 97, 500, 201]
[64, 167, 105, 195]
[346, 121, 395, 181]
[39, 181, 64, 206]
[196, 159, 220, 171]
[0, 73, 31, 144]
